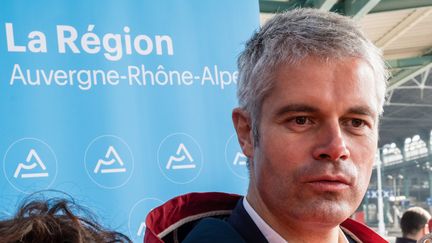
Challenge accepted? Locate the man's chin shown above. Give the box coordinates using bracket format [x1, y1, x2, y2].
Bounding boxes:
[289, 200, 354, 227]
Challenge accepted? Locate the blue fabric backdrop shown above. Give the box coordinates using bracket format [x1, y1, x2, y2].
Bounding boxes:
[0, 0, 259, 241]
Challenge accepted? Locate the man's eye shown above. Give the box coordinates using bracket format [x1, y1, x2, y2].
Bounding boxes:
[351, 119, 365, 128]
[294, 117, 308, 125]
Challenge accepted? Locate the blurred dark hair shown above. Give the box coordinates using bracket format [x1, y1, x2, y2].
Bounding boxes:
[0, 192, 132, 243]
[400, 206, 431, 236]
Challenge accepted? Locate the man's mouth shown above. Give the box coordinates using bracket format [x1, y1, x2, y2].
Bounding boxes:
[305, 175, 352, 192]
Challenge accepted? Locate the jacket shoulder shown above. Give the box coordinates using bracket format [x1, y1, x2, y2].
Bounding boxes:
[144, 192, 242, 243]
[183, 218, 246, 243]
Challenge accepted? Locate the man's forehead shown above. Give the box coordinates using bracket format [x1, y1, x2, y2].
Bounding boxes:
[264, 57, 380, 117]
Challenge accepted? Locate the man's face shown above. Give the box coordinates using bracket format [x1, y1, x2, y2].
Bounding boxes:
[238, 56, 379, 228]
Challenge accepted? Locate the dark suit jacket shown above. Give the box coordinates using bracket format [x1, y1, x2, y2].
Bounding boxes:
[145, 192, 387, 243]
[395, 237, 416, 243]
[182, 198, 267, 243]
[183, 198, 358, 243]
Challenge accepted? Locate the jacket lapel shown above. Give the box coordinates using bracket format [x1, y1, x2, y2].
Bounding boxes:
[228, 198, 269, 243]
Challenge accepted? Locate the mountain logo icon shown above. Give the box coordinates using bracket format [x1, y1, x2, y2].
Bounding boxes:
[14, 149, 49, 179]
[137, 221, 146, 236]
[165, 143, 196, 170]
[232, 152, 247, 166]
[94, 146, 127, 174]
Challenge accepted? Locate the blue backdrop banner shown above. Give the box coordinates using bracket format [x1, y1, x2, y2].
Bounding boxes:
[0, 0, 259, 241]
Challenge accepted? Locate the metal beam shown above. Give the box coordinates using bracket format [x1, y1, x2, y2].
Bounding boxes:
[370, 0, 432, 14]
[345, 0, 381, 20]
[311, 0, 338, 11]
[381, 117, 432, 122]
[376, 8, 432, 49]
[259, 0, 304, 13]
[259, 0, 432, 14]
[390, 86, 432, 90]
[387, 55, 432, 69]
[387, 62, 432, 91]
[385, 102, 432, 107]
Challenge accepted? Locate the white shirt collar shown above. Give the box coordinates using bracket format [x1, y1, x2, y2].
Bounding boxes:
[243, 197, 287, 243]
[242, 197, 350, 243]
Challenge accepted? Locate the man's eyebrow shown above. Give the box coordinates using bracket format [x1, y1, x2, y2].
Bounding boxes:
[347, 106, 376, 118]
[275, 104, 319, 117]
[274, 104, 377, 118]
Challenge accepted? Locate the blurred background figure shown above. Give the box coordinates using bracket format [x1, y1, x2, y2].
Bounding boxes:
[0, 193, 131, 243]
[396, 207, 431, 243]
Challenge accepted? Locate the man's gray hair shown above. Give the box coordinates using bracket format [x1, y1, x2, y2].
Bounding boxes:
[237, 8, 388, 145]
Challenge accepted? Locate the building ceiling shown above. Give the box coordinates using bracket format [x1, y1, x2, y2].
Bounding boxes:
[259, 0, 432, 146]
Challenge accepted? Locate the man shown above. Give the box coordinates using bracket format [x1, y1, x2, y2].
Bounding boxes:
[396, 207, 431, 243]
[145, 8, 388, 243]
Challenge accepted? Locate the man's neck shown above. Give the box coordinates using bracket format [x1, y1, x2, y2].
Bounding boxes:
[405, 232, 422, 241]
[245, 194, 345, 243]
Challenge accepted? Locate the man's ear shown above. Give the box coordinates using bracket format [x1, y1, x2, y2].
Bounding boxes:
[232, 108, 254, 158]
[424, 223, 430, 235]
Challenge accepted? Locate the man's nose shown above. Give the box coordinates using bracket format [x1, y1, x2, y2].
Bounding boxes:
[312, 122, 350, 161]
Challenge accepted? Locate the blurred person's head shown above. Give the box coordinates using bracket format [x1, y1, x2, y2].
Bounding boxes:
[0, 195, 131, 243]
[400, 206, 431, 240]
